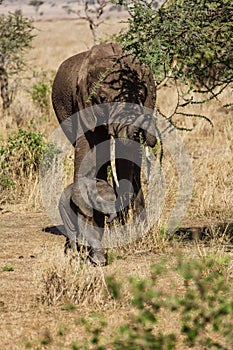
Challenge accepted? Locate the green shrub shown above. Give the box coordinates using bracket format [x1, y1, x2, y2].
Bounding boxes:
[0, 126, 63, 204]
[115, 0, 233, 92]
[0, 13, 34, 109]
[78, 255, 233, 349]
[114, 0, 233, 127]
[2, 265, 15, 271]
[40, 140, 61, 174]
[0, 127, 47, 202]
[0, 127, 45, 182]
[30, 72, 52, 112]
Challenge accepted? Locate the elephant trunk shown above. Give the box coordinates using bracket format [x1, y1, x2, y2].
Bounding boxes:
[134, 114, 157, 148]
[110, 135, 119, 188]
[144, 130, 157, 148]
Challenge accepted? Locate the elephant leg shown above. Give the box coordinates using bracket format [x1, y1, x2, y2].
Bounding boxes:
[58, 188, 79, 254]
[95, 125, 109, 181]
[71, 126, 109, 265]
[90, 211, 106, 265]
[74, 134, 94, 181]
[132, 163, 146, 220]
[114, 149, 146, 222]
[77, 213, 106, 266]
[87, 180, 107, 266]
[133, 186, 146, 221]
[87, 126, 108, 265]
[115, 158, 134, 223]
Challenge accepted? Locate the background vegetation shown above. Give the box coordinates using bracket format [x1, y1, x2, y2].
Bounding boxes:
[0, 12, 34, 109]
[115, 0, 233, 128]
[0, 1, 232, 349]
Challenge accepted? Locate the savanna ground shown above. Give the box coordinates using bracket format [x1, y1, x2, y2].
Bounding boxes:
[0, 13, 233, 350]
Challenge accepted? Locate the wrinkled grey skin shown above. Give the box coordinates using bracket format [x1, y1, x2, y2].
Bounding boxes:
[59, 178, 117, 265]
[71, 177, 117, 221]
[52, 43, 157, 259]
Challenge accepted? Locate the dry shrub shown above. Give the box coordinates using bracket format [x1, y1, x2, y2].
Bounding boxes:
[105, 193, 172, 256]
[108, 220, 172, 256]
[114, 85, 233, 255]
[0, 120, 73, 212]
[38, 249, 114, 308]
[0, 69, 56, 210]
[157, 85, 233, 225]
[1, 17, 232, 227]
[194, 225, 233, 271]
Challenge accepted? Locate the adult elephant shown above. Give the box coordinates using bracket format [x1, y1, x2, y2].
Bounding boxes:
[52, 42, 157, 262]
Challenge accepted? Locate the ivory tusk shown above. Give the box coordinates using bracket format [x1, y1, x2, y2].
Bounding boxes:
[110, 135, 119, 188]
[145, 146, 152, 181]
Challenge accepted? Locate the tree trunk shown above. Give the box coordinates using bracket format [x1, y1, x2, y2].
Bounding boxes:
[0, 67, 11, 110]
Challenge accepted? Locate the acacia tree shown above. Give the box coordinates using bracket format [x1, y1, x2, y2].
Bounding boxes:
[79, 0, 109, 44]
[29, 1, 44, 17]
[0, 13, 34, 110]
[115, 0, 233, 128]
[63, 0, 110, 44]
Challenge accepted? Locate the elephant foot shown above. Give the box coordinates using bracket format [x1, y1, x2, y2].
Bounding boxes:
[64, 238, 76, 255]
[88, 248, 106, 267]
[64, 238, 90, 260]
[64, 238, 106, 266]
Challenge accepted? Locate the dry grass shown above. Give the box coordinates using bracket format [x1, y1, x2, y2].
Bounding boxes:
[1, 210, 232, 350]
[0, 14, 233, 350]
[1, 17, 232, 225]
[28, 18, 127, 72]
[156, 85, 233, 225]
[37, 249, 113, 308]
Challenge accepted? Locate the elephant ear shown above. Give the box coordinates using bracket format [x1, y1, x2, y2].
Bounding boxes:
[94, 179, 116, 213]
[71, 179, 93, 218]
[138, 65, 156, 110]
[76, 43, 122, 109]
[136, 114, 157, 148]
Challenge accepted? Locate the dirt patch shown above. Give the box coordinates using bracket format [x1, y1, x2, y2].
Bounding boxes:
[0, 210, 232, 349]
[0, 211, 62, 348]
[0, 211, 157, 349]
[0, 211, 62, 301]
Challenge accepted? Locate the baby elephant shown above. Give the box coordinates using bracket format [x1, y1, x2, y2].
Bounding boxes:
[59, 177, 117, 266]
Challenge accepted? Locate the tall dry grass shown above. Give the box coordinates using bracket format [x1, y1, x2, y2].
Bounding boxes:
[0, 16, 232, 350]
[37, 249, 114, 308]
[157, 85, 233, 225]
[0, 18, 232, 229]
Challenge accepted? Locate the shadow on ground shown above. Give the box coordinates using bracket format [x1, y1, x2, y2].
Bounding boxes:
[175, 222, 233, 242]
[43, 222, 233, 242]
[43, 225, 65, 236]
